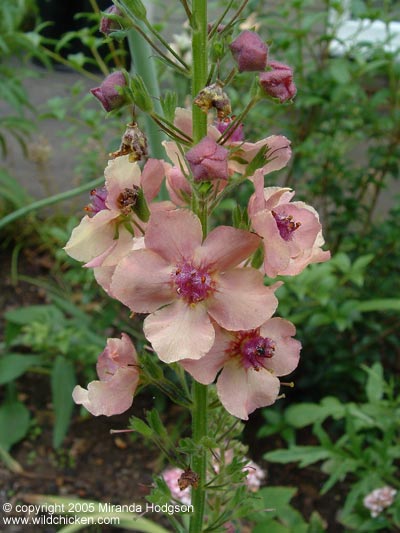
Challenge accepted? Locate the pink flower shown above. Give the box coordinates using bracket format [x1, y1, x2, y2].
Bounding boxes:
[161, 467, 192, 505]
[230, 30, 268, 72]
[181, 317, 301, 420]
[186, 136, 229, 182]
[90, 71, 128, 112]
[229, 135, 292, 177]
[72, 333, 139, 416]
[212, 449, 266, 492]
[165, 165, 192, 206]
[363, 486, 397, 517]
[65, 155, 166, 272]
[249, 172, 330, 277]
[259, 61, 297, 103]
[163, 108, 291, 182]
[110, 209, 279, 363]
[215, 117, 244, 143]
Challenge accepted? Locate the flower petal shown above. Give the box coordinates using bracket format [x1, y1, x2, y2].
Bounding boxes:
[105, 155, 142, 211]
[72, 368, 139, 416]
[180, 325, 231, 383]
[144, 299, 215, 363]
[259, 317, 301, 376]
[111, 249, 174, 312]
[145, 209, 203, 263]
[196, 226, 261, 271]
[64, 210, 117, 263]
[217, 360, 280, 420]
[207, 268, 279, 330]
[141, 158, 166, 202]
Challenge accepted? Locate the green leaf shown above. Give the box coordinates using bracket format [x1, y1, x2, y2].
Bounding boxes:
[51, 356, 76, 448]
[284, 402, 330, 428]
[0, 400, 30, 451]
[5, 305, 64, 326]
[364, 362, 384, 403]
[0, 354, 42, 384]
[129, 416, 153, 438]
[264, 446, 331, 467]
[355, 299, 400, 313]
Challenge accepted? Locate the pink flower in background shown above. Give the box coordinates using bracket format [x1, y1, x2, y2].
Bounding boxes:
[111, 209, 279, 363]
[90, 71, 128, 112]
[161, 467, 192, 505]
[186, 136, 229, 182]
[72, 333, 139, 416]
[215, 117, 244, 143]
[249, 171, 330, 277]
[181, 317, 301, 419]
[212, 449, 266, 492]
[230, 30, 268, 72]
[259, 60, 297, 103]
[363, 486, 397, 517]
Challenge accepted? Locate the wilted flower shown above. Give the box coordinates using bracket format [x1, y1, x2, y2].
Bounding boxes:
[100, 5, 122, 35]
[181, 317, 300, 419]
[110, 122, 148, 162]
[161, 467, 192, 505]
[194, 83, 232, 118]
[186, 136, 229, 182]
[248, 172, 330, 277]
[230, 30, 268, 72]
[259, 61, 296, 103]
[90, 71, 128, 112]
[72, 334, 139, 416]
[363, 486, 397, 517]
[110, 209, 279, 363]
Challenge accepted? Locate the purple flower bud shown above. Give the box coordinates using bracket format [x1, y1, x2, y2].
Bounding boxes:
[215, 117, 244, 143]
[186, 137, 229, 182]
[90, 71, 128, 112]
[230, 30, 268, 72]
[259, 61, 297, 103]
[100, 5, 122, 36]
[85, 187, 108, 215]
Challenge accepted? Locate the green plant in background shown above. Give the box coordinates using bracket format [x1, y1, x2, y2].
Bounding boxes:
[262, 363, 400, 531]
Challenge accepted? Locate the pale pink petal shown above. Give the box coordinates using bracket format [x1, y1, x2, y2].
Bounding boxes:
[274, 203, 321, 252]
[166, 165, 192, 206]
[145, 209, 203, 263]
[141, 158, 166, 202]
[73, 368, 139, 416]
[144, 300, 215, 363]
[93, 265, 115, 295]
[247, 170, 266, 216]
[97, 332, 138, 379]
[207, 268, 279, 330]
[196, 226, 261, 271]
[251, 210, 291, 277]
[217, 361, 280, 420]
[279, 247, 331, 276]
[229, 135, 291, 176]
[111, 249, 174, 312]
[180, 326, 232, 383]
[84, 227, 135, 268]
[64, 210, 118, 262]
[259, 318, 301, 376]
[174, 107, 194, 138]
[104, 155, 142, 210]
[163, 140, 188, 170]
[263, 187, 295, 210]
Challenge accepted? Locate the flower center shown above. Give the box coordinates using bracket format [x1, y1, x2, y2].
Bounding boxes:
[172, 261, 215, 304]
[85, 187, 108, 214]
[272, 210, 301, 241]
[227, 330, 275, 370]
[117, 186, 139, 215]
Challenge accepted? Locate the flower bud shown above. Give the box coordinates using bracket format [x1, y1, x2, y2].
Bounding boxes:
[100, 5, 122, 35]
[259, 61, 297, 103]
[194, 83, 231, 118]
[186, 137, 229, 182]
[215, 116, 244, 143]
[90, 71, 128, 112]
[230, 30, 268, 72]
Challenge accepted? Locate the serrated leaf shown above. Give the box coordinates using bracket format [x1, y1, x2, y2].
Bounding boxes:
[264, 446, 331, 467]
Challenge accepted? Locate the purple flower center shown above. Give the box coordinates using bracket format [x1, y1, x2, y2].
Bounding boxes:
[272, 210, 301, 241]
[172, 261, 215, 304]
[85, 187, 108, 215]
[228, 330, 275, 370]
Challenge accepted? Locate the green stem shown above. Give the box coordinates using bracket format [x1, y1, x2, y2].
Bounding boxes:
[189, 1, 208, 531]
[0, 177, 104, 230]
[191, 0, 208, 143]
[190, 381, 208, 533]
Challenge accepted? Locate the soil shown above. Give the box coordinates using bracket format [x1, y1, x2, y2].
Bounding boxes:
[0, 245, 347, 533]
